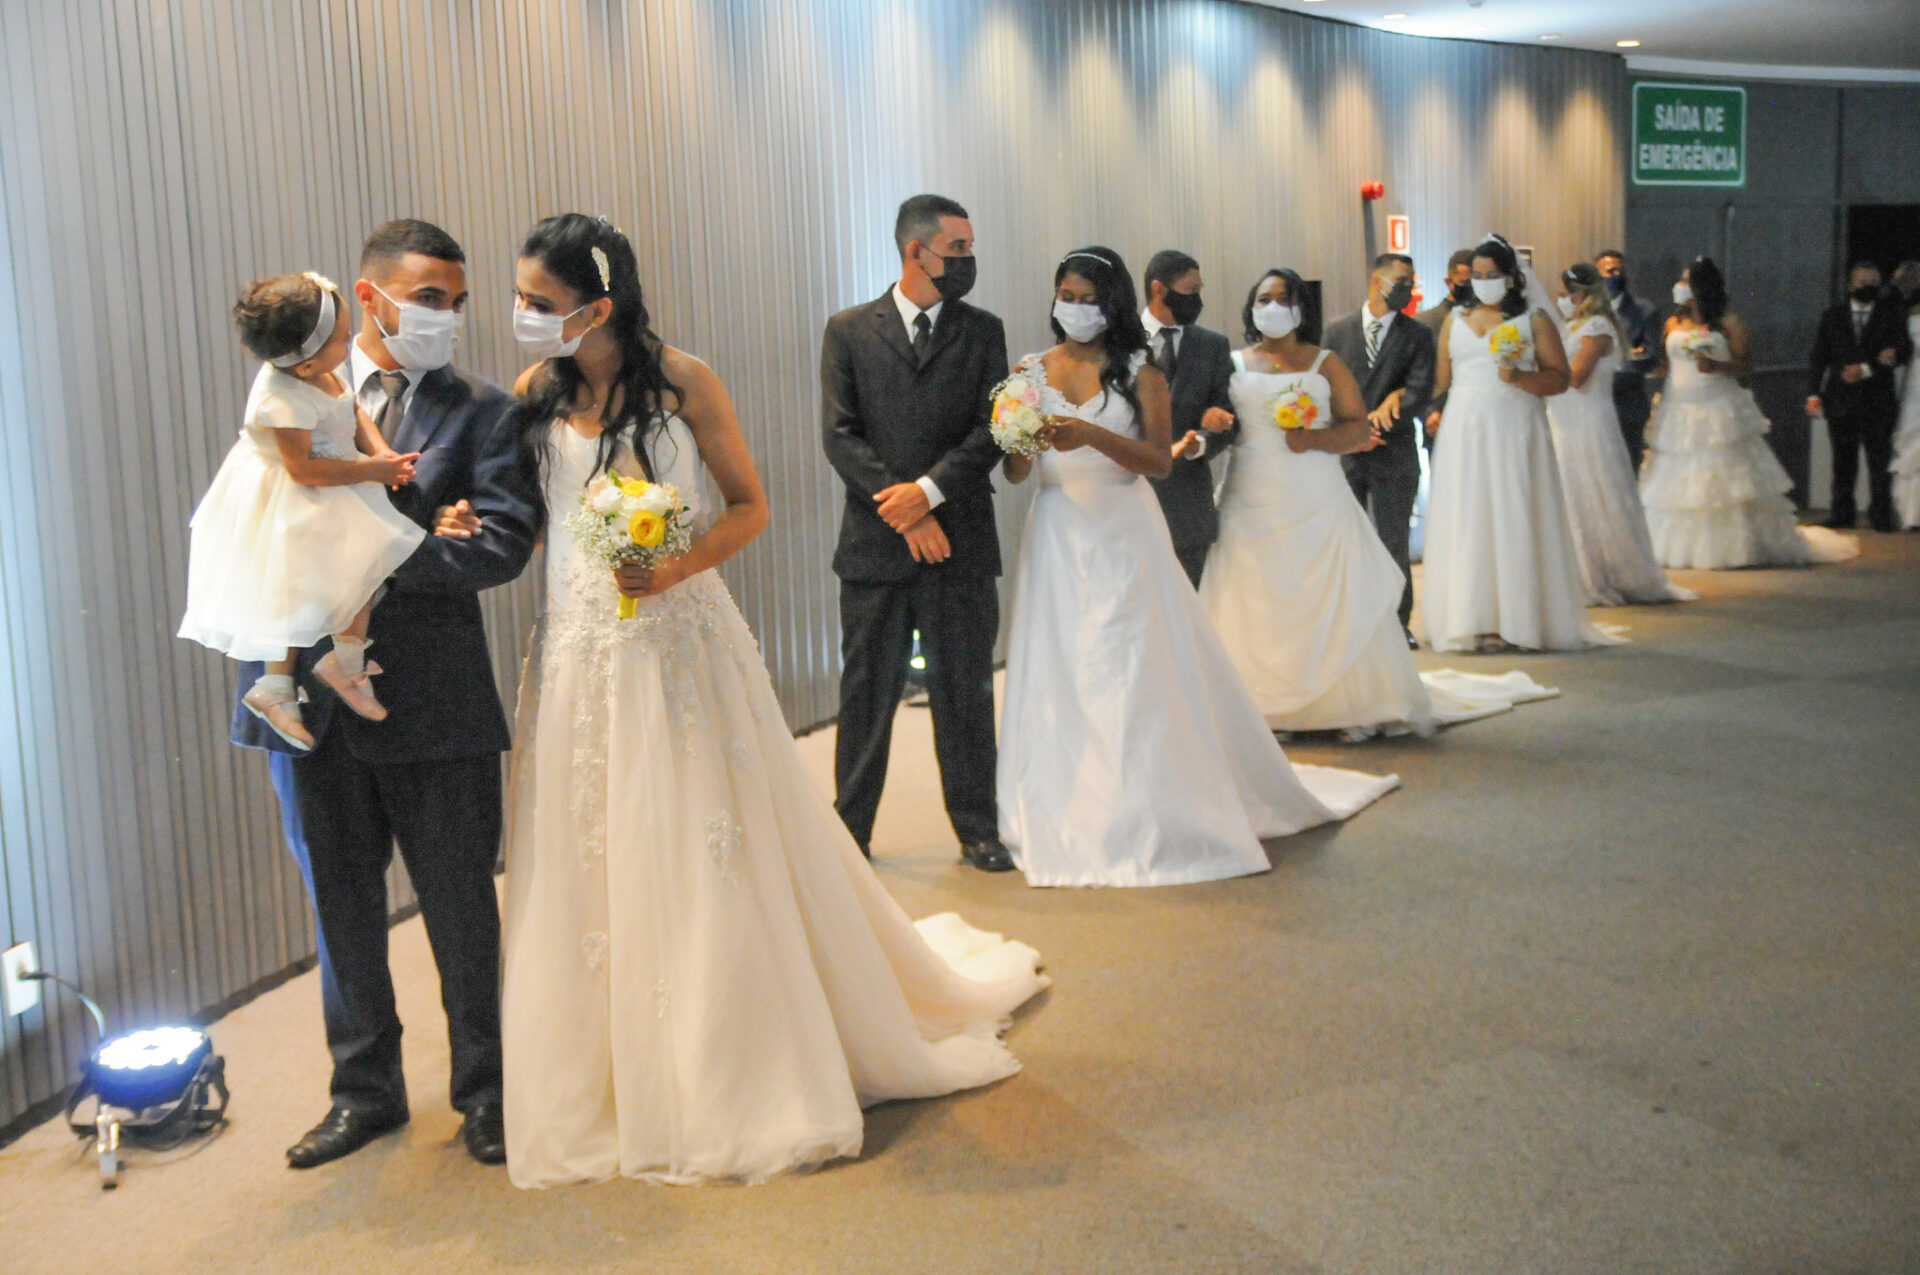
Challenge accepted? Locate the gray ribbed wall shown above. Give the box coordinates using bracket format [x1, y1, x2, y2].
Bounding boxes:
[0, 0, 1626, 1133]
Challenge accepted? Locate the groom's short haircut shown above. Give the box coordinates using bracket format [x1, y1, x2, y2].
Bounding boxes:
[1448, 248, 1476, 271]
[1144, 250, 1201, 294]
[894, 194, 969, 258]
[1373, 252, 1414, 272]
[360, 218, 466, 276]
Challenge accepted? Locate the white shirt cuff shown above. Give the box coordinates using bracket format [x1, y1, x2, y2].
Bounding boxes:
[916, 475, 945, 508]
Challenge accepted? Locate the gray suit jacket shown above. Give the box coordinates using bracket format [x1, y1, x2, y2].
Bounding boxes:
[1322, 307, 1435, 450]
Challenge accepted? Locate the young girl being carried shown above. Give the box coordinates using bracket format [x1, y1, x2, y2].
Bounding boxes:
[178, 272, 425, 748]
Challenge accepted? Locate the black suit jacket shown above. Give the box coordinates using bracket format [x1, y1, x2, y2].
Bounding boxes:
[1146, 324, 1235, 551]
[229, 364, 540, 761]
[821, 292, 1009, 582]
[1322, 307, 1435, 443]
[1809, 299, 1913, 418]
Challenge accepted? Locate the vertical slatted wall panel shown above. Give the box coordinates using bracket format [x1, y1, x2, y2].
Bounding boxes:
[0, 0, 1627, 1132]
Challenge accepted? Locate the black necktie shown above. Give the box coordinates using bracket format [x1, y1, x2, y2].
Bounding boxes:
[1158, 329, 1180, 380]
[374, 369, 410, 434]
[912, 312, 932, 366]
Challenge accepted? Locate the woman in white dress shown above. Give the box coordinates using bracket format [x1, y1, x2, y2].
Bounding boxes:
[1544, 263, 1695, 605]
[1200, 268, 1434, 735]
[496, 214, 1047, 1188]
[996, 247, 1396, 888]
[1888, 261, 1920, 528]
[1423, 236, 1617, 653]
[1640, 257, 1858, 568]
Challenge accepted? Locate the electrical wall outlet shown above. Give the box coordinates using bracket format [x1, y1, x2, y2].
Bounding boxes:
[3, 943, 41, 1016]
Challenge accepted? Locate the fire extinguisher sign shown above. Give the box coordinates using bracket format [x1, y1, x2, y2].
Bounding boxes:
[1386, 215, 1410, 254]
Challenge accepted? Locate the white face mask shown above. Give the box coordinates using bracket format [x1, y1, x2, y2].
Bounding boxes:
[1053, 300, 1108, 344]
[1672, 282, 1693, 305]
[513, 302, 594, 361]
[1556, 295, 1576, 319]
[1470, 278, 1510, 307]
[1252, 301, 1302, 340]
[371, 281, 461, 372]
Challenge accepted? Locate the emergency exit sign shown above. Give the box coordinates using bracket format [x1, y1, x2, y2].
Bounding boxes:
[1632, 82, 1745, 187]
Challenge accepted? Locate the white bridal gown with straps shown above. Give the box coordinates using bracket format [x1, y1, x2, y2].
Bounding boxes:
[996, 352, 1398, 889]
[501, 414, 1047, 1188]
[1421, 310, 1622, 653]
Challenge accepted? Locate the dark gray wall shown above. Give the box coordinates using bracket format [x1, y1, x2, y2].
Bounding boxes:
[1626, 82, 1920, 503]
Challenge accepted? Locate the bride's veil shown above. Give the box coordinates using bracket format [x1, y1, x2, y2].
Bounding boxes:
[1484, 231, 1566, 344]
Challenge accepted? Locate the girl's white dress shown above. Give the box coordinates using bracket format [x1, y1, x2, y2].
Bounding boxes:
[996, 353, 1397, 889]
[178, 362, 423, 660]
[501, 418, 1047, 1188]
[1544, 315, 1697, 606]
[1640, 327, 1859, 568]
[1891, 311, 1920, 529]
[1421, 311, 1620, 653]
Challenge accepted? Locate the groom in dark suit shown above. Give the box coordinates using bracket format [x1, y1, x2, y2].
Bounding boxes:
[231, 220, 540, 1168]
[821, 195, 1012, 873]
[1325, 253, 1435, 639]
[1807, 260, 1914, 530]
[1140, 250, 1237, 586]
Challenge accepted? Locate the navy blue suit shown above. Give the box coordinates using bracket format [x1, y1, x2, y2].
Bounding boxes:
[231, 363, 539, 1117]
[1608, 290, 1662, 470]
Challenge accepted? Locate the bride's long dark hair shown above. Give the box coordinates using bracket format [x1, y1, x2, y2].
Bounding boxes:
[515, 213, 682, 487]
[1050, 246, 1149, 420]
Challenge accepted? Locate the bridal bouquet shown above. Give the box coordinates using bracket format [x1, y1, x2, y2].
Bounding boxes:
[1677, 329, 1718, 362]
[1489, 322, 1532, 369]
[566, 467, 694, 619]
[1270, 387, 1319, 431]
[988, 364, 1048, 456]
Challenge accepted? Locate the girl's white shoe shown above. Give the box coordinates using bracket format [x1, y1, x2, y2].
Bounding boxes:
[243, 676, 315, 751]
[315, 637, 388, 721]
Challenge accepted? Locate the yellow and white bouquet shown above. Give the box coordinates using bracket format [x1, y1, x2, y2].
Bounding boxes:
[988, 363, 1048, 456]
[1270, 387, 1319, 431]
[566, 466, 694, 619]
[1676, 328, 1718, 362]
[1488, 322, 1532, 369]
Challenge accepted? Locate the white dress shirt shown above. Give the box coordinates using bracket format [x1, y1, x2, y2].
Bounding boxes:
[891, 284, 948, 510]
[1850, 302, 1877, 377]
[1142, 306, 1207, 457]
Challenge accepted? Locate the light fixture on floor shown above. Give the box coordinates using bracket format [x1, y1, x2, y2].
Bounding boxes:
[22, 969, 229, 1189]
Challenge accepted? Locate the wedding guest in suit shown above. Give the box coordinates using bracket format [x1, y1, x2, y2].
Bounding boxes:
[1595, 249, 1660, 470]
[1417, 249, 1474, 438]
[1325, 253, 1435, 638]
[821, 194, 1013, 872]
[231, 219, 541, 1169]
[1808, 260, 1915, 530]
[1140, 249, 1237, 586]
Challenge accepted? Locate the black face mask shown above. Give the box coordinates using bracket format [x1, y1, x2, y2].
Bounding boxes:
[1604, 273, 1628, 298]
[1851, 284, 1880, 304]
[1164, 289, 1204, 326]
[928, 252, 977, 304]
[1379, 279, 1414, 312]
[1449, 281, 1474, 305]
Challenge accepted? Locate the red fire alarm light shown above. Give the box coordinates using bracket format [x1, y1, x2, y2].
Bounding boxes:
[1360, 181, 1386, 201]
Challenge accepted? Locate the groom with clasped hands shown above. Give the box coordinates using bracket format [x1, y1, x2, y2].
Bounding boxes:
[821, 194, 1014, 873]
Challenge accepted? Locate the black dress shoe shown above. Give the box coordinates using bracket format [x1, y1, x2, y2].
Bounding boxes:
[286, 1104, 408, 1169]
[1405, 632, 1420, 650]
[959, 839, 1015, 873]
[857, 842, 872, 861]
[1822, 512, 1856, 530]
[460, 1102, 507, 1165]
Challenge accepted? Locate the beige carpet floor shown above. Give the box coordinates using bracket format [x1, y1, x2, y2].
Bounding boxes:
[3, 534, 1918, 1274]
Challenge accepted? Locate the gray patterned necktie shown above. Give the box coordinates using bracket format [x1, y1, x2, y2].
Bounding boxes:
[375, 369, 410, 433]
[1365, 317, 1383, 366]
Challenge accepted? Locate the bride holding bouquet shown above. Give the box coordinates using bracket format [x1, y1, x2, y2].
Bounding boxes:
[1422, 236, 1619, 653]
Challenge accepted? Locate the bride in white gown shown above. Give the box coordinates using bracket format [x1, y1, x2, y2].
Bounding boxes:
[996, 248, 1397, 889]
[497, 215, 1046, 1189]
[1640, 257, 1858, 568]
[1202, 268, 1558, 736]
[1886, 262, 1920, 529]
[1423, 236, 1620, 653]
[1544, 264, 1696, 606]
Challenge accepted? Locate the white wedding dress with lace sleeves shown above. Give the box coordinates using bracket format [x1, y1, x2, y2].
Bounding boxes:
[501, 416, 1047, 1188]
[996, 352, 1398, 889]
